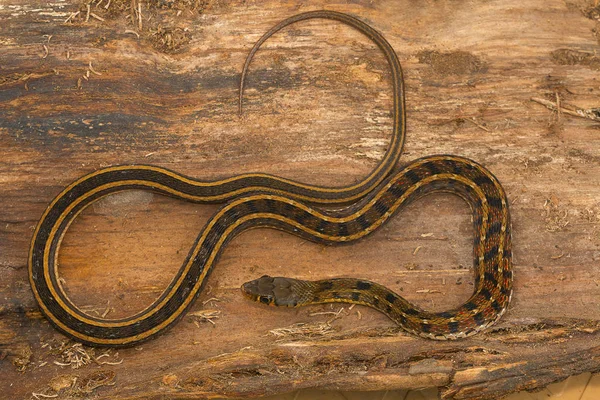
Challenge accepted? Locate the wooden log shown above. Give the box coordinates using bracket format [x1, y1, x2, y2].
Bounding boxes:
[1, 0, 600, 399]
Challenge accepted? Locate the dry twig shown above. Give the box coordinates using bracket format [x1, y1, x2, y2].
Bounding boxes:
[125, 29, 140, 38]
[189, 310, 220, 326]
[65, 11, 80, 23]
[88, 61, 102, 76]
[269, 322, 334, 338]
[90, 12, 105, 21]
[531, 97, 600, 122]
[466, 117, 490, 132]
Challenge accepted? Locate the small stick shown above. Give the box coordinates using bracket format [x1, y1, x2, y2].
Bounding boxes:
[101, 304, 113, 318]
[89, 61, 102, 75]
[32, 394, 58, 399]
[130, 0, 136, 23]
[42, 44, 49, 59]
[416, 289, 442, 294]
[466, 117, 490, 132]
[125, 29, 140, 38]
[90, 12, 105, 21]
[95, 352, 110, 360]
[65, 11, 80, 23]
[138, 2, 142, 30]
[85, 3, 91, 22]
[98, 359, 124, 365]
[202, 297, 220, 306]
[309, 311, 340, 317]
[531, 97, 600, 122]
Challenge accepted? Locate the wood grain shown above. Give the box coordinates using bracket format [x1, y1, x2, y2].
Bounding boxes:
[1, 0, 600, 399]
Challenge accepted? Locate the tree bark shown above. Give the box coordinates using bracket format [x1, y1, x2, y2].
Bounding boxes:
[1, 0, 600, 399]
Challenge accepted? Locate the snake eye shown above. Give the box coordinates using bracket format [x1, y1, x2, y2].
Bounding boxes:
[260, 295, 272, 305]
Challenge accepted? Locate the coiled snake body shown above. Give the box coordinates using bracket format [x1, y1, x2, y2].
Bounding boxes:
[28, 11, 512, 346]
[242, 155, 512, 340]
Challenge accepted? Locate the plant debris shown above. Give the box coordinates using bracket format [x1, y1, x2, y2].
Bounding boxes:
[269, 322, 335, 339]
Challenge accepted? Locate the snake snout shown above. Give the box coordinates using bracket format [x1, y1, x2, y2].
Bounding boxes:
[241, 275, 277, 305]
[241, 275, 301, 307]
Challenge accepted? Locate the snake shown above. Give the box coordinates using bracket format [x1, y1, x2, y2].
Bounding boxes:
[28, 11, 512, 347]
[241, 154, 513, 340]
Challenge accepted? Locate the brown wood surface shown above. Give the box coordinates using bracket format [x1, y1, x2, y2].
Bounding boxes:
[2, 0, 600, 399]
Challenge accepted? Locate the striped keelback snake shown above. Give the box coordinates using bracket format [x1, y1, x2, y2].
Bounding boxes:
[29, 10, 512, 346]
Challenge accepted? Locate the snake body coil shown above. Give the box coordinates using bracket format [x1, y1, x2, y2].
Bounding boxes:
[28, 11, 512, 346]
[242, 155, 512, 340]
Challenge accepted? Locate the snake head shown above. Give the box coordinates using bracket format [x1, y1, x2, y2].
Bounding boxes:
[241, 275, 301, 307]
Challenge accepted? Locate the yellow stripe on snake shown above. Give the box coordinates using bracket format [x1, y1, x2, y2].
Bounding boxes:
[28, 11, 512, 346]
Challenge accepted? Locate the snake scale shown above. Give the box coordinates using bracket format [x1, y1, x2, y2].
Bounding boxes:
[28, 10, 512, 346]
